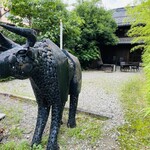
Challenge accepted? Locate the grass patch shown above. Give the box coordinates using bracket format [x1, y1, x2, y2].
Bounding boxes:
[118, 76, 150, 150]
[59, 111, 102, 146]
[0, 102, 24, 142]
[0, 77, 14, 82]
[9, 127, 24, 138]
[0, 98, 103, 149]
[0, 140, 44, 150]
[0, 140, 30, 150]
[0, 104, 23, 125]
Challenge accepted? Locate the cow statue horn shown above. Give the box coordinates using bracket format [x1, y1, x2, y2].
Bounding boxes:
[0, 23, 37, 47]
[0, 33, 19, 51]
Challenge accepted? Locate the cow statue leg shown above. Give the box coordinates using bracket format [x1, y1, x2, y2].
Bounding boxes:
[47, 103, 62, 150]
[67, 94, 79, 128]
[31, 103, 50, 146]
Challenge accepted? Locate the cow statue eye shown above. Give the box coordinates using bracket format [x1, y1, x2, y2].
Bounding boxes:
[16, 50, 27, 56]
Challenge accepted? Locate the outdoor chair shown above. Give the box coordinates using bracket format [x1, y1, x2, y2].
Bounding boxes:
[120, 62, 130, 72]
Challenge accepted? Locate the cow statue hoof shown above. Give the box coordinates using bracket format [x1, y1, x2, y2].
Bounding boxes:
[67, 119, 76, 128]
[47, 143, 60, 150]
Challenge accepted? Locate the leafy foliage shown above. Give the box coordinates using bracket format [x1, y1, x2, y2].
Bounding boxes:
[2, 0, 83, 48]
[2, 0, 118, 68]
[73, 0, 118, 68]
[127, 0, 150, 100]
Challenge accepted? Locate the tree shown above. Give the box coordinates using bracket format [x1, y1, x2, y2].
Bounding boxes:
[73, 0, 118, 67]
[2, 0, 118, 68]
[0, 0, 9, 19]
[127, 0, 150, 100]
[2, 0, 83, 47]
[2, 0, 66, 42]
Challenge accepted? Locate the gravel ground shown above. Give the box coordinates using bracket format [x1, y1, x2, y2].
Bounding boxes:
[0, 70, 142, 149]
[77, 71, 142, 149]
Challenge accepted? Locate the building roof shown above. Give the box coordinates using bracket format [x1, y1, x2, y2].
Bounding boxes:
[119, 37, 143, 44]
[112, 7, 130, 26]
[118, 37, 133, 44]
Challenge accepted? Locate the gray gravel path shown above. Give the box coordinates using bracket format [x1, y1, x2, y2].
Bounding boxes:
[0, 70, 142, 149]
[77, 71, 141, 149]
[79, 71, 141, 127]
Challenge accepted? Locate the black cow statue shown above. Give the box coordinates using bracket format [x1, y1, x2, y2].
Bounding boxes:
[0, 23, 82, 150]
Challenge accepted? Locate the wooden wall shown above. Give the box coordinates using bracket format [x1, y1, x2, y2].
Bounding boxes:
[100, 44, 142, 65]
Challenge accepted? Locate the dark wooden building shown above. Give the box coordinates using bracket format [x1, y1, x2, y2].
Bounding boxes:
[101, 7, 142, 65]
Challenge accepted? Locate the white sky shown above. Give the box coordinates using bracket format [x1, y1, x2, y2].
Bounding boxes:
[63, 0, 135, 9]
[102, 0, 135, 9]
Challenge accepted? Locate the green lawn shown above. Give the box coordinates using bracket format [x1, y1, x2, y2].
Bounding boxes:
[118, 76, 150, 150]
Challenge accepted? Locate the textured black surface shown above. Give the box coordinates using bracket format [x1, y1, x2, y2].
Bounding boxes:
[0, 24, 82, 150]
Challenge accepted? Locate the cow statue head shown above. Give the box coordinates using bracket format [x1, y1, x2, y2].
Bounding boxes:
[0, 23, 38, 79]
